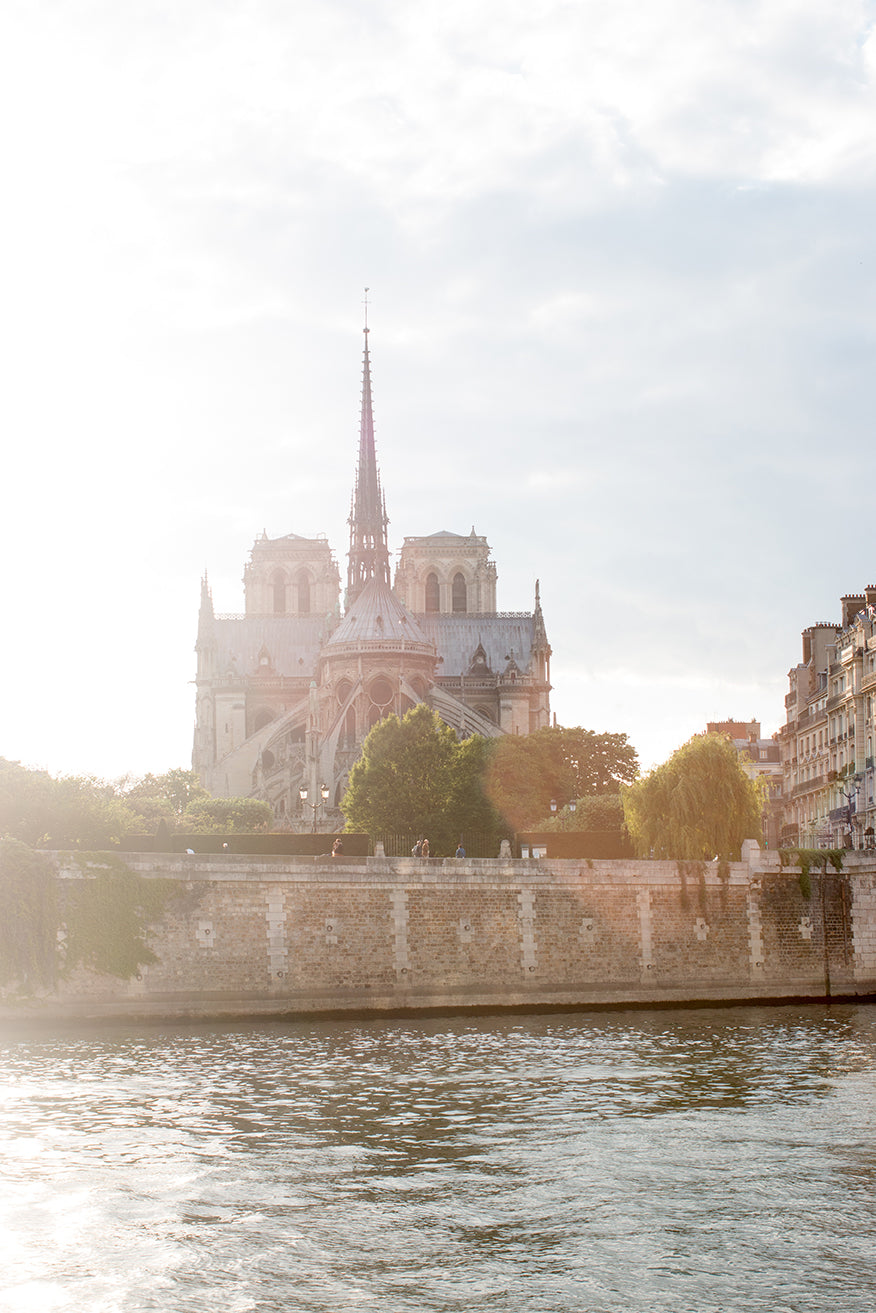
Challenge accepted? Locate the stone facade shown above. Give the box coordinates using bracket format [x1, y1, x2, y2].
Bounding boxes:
[778, 589, 876, 849]
[18, 847, 876, 1021]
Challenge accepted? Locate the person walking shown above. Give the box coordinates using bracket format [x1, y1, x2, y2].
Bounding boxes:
[421, 838, 430, 858]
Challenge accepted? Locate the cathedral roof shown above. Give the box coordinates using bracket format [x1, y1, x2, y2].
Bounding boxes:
[417, 614, 539, 678]
[402, 528, 485, 543]
[211, 615, 328, 678]
[251, 531, 331, 549]
[326, 578, 434, 653]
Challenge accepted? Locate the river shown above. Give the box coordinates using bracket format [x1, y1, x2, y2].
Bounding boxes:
[1, 1003, 875, 1311]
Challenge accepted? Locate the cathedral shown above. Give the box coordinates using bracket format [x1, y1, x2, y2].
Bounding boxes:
[193, 322, 552, 826]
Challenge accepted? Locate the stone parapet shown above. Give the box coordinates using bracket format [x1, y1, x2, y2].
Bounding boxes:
[4, 850, 875, 1021]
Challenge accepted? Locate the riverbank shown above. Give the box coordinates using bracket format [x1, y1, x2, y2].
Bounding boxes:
[3, 843, 875, 1022]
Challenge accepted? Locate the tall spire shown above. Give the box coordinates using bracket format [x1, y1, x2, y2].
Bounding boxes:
[346, 290, 390, 608]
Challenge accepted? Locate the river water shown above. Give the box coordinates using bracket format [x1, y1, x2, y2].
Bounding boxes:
[1, 1003, 875, 1312]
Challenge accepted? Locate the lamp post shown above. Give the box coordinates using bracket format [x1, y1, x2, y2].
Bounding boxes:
[840, 774, 862, 849]
[299, 783, 330, 832]
[550, 799, 578, 830]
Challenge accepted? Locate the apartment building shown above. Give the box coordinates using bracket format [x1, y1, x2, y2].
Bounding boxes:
[778, 590, 876, 849]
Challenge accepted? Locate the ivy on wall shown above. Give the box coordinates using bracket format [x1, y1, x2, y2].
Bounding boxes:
[0, 839, 58, 991]
[0, 842, 177, 993]
[778, 848, 844, 901]
[61, 854, 177, 980]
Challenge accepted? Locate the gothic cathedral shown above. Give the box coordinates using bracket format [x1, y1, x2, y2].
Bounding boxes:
[193, 323, 552, 825]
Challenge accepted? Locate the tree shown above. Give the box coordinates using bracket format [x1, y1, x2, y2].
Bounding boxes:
[119, 768, 209, 830]
[622, 734, 763, 861]
[341, 704, 504, 854]
[535, 793, 624, 834]
[182, 797, 273, 833]
[484, 727, 639, 831]
[0, 758, 138, 849]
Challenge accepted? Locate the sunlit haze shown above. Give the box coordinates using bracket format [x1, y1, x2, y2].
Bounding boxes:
[2, 0, 875, 782]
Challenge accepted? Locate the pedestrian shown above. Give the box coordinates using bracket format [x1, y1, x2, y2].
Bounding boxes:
[455, 842, 466, 858]
[332, 837, 344, 857]
[412, 839, 423, 857]
[421, 838, 430, 858]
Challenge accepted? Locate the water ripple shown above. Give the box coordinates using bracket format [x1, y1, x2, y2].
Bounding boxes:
[0, 1004, 874, 1311]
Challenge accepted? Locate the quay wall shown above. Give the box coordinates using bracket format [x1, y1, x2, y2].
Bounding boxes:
[11, 845, 876, 1020]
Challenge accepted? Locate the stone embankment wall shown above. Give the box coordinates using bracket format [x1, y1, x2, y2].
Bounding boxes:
[19, 845, 876, 1020]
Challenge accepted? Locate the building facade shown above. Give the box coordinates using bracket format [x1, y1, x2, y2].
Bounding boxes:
[778, 589, 876, 850]
[193, 324, 552, 826]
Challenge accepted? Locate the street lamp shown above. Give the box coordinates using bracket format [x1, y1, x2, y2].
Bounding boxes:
[299, 783, 331, 832]
[839, 774, 863, 849]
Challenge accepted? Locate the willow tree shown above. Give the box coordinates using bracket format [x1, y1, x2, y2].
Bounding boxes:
[622, 734, 763, 860]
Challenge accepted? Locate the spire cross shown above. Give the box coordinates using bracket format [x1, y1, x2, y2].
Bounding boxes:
[363, 286, 369, 333]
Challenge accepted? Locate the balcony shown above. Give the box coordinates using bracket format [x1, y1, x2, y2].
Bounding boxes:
[790, 774, 826, 798]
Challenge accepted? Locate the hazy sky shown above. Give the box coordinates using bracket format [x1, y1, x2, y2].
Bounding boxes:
[2, 0, 875, 783]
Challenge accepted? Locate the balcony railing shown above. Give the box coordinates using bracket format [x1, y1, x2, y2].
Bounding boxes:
[790, 774, 826, 798]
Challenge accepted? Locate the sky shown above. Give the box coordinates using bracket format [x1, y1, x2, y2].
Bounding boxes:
[1, 0, 875, 784]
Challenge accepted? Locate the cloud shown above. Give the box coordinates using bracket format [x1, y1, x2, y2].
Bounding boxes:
[1, 0, 875, 779]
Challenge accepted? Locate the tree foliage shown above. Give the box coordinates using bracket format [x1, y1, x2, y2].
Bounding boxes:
[484, 727, 639, 831]
[341, 704, 504, 854]
[61, 855, 176, 979]
[0, 758, 139, 849]
[182, 796, 273, 833]
[534, 792, 624, 834]
[622, 734, 763, 860]
[119, 768, 209, 829]
[0, 838, 58, 990]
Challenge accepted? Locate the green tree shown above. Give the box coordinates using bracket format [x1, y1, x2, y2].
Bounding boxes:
[182, 796, 273, 833]
[120, 768, 209, 830]
[0, 758, 138, 849]
[341, 704, 504, 854]
[484, 727, 639, 831]
[622, 734, 763, 860]
[536, 792, 624, 834]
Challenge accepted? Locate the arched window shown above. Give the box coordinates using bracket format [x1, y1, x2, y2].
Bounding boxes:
[425, 572, 440, 613]
[452, 572, 467, 613]
[297, 570, 311, 615]
[272, 572, 287, 615]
